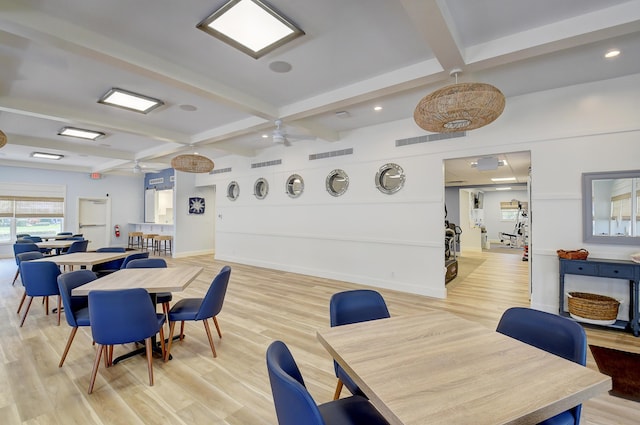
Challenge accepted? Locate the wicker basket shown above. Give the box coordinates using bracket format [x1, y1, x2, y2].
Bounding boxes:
[567, 292, 619, 321]
[557, 249, 589, 260]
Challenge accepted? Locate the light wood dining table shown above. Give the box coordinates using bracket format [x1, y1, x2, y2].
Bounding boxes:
[316, 310, 612, 425]
[32, 251, 129, 270]
[35, 240, 75, 249]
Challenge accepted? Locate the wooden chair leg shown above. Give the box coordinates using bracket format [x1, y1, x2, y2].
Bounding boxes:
[17, 291, 27, 314]
[59, 327, 78, 367]
[333, 379, 344, 400]
[203, 319, 217, 358]
[179, 321, 185, 340]
[164, 321, 176, 362]
[103, 346, 110, 368]
[56, 296, 61, 326]
[213, 316, 222, 338]
[158, 325, 166, 360]
[88, 343, 104, 394]
[12, 269, 19, 285]
[144, 337, 154, 386]
[19, 297, 34, 327]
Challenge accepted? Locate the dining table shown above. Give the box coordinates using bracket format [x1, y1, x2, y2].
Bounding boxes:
[72, 265, 204, 363]
[32, 250, 129, 270]
[35, 240, 76, 249]
[316, 310, 612, 425]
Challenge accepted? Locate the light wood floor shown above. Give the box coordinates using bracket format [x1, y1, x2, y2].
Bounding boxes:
[1, 251, 638, 424]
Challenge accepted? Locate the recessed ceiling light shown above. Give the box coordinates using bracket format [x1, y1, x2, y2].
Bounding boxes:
[605, 49, 621, 59]
[31, 152, 64, 160]
[262, 134, 269, 138]
[491, 177, 516, 182]
[495, 187, 512, 191]
[374, 106, 383, 111]
[98, 88, 164, 114]
[58, 126, 105, 141]
[197, 0, 304, 59]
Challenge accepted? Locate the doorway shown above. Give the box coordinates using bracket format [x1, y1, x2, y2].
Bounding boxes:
[78, 197, 111, 250]
[443, 151, 531, 289]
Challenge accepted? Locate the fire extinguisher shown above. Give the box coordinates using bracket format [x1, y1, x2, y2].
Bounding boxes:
[114, 224, 120, 238]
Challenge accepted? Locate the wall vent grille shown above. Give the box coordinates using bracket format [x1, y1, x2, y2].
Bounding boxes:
[251, 159, 282, 169]
[309, 148, 353, 161]
[396, 131, 466, 147]
[210, 167, 232, 174]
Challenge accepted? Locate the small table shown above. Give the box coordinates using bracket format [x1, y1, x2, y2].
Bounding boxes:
[72, 266, 203, 363]
[317, 311, 611, 425]
[35, 240, 75, 249]
[32, 251, 129, 270]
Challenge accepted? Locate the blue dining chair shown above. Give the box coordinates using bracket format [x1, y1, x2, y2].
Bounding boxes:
[57, 270, 97, 367]
[63, 239, 89, 254]
[87, 288, 166, 394]
[119, 251, 150, 269]
[91, 247, 126, 277]
[24, 235, 52, 255]
[329, 289, 390, 399]
[266, 340, 389, 425]
[164, 265, 231, 361]
[12, 243, 42, 285]
[497, 307, 587, 425]
[18, 260, 62, 327]
[125, 258, 172, 318]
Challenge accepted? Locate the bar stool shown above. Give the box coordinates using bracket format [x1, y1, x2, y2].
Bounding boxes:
[154, 235, 173, 256]
[128, 231, 144, 249]
[142, 234, 158, 252]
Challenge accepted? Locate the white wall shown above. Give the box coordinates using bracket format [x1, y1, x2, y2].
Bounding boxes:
[197, 73, 640, 306]
[0, 167, 144, 256]
[174, 171, 215, 258]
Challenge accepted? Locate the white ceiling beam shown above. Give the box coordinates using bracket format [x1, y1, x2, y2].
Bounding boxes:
[5, 134, 133, 160]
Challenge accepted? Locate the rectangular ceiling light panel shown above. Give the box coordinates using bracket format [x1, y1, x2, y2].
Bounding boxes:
[198, 0, 304, 59]
[58, 126, 105, 141]
[31, 152, 64, 160]
[98, 88, 164, 114]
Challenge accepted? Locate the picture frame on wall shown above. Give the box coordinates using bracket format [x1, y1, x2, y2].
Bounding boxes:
[189, 197, 205, 214]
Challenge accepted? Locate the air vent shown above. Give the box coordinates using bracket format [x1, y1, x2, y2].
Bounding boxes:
[396, 132, 466, 147]
[309, 148, 353, 161]
[149, 178, 164, 185]
[251, 159, 282, 169]
[210, 167, 232, 174]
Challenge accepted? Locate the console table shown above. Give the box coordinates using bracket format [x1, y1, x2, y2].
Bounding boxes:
[559, 258, 639, 336]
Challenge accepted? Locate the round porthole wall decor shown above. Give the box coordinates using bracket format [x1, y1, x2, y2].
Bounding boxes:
[375, 163, 405, 194]
[285, 174, 304, 198]
[226, 181, 240, 201]
[254, 178, 269, 200]
[326, 169, 349, 197]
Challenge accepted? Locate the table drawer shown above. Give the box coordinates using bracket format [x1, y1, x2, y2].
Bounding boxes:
[562, 261, 597, 276]
[599, 264, 636, 279]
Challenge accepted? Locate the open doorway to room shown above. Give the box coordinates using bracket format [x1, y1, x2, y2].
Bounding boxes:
[444, 151, 531, 288]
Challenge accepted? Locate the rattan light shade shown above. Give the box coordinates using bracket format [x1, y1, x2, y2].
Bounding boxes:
[0, 130, 6, 148]
[414, 82, 505, 133]
[171, 154, 214, 173]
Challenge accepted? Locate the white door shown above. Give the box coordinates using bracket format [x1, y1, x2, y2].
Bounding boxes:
[78, 197, 110, 250]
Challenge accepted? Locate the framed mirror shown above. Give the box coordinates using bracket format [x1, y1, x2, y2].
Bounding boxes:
[226, 181, 240, 201]
[375, 163, 405, 194]
[326, 169, 349, 197]
[583, 170, 640, 245]
[254, 178, 269, 200]
[286, 174, 304, 198]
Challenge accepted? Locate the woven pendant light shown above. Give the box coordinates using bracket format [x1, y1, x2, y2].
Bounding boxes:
[0, 130, 6, 148]
[414, 69, 505, 133]
[171, 153, 214, 173]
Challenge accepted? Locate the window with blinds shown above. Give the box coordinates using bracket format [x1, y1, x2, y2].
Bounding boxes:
[500, 201, 528, 221]
[0, 196, 64, 242]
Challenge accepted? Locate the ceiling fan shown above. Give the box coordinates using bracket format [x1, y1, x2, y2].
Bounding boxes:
[115, 160, 166, 174]
[270, 119, 313, 147]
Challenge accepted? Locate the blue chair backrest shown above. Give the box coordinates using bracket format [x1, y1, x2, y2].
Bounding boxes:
[20, 261, 61, 297]
[14, 243, 41, 264]
[196, 265, 231, 320]
[57, 232, 73, 236]
[125, 258, 167, 269]
[16, 251, 44, 265]
[57, 270, 97, 327]
[120, 251, 150, 269]
[496, 307, 587, 422]
[24, 236, 43, 242]
[88, 288, 159, 345]
[96, 247, 126, 252]
[66, 239, 89, 253]
[266, 340, 325, 425]
[330, 289, 390, 327]
[16, 233, 31, 238]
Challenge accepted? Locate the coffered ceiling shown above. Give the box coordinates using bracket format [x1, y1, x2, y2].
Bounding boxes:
[1, 0, 639, 181]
